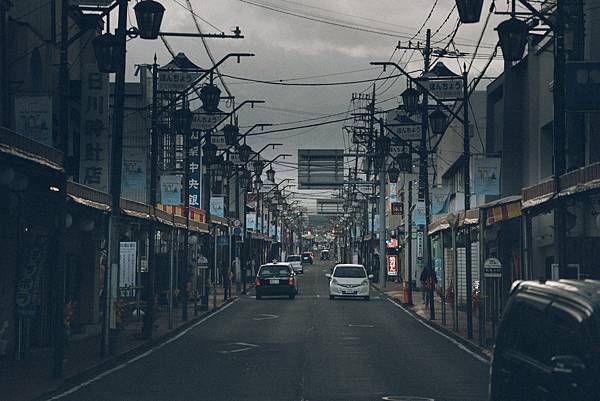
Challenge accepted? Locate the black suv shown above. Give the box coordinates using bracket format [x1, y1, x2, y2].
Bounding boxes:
[490, 280, 600, 401]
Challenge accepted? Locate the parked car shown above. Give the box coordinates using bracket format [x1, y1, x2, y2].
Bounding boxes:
[320, 249, 330, 260]
[301, 252, 313, 265]
[489, 279, 600, 401]
[326, 264, 373, 301]
[286, 255, 303, 274]
[255, 263, 298, 300]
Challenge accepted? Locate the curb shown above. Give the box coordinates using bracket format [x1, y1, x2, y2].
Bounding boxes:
[372, 284, 492, 363]
[32, 298, 237, 401]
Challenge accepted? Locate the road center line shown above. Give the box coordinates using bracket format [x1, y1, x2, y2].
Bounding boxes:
[45, 299, 239, 400]
[385, 298, 489, 364]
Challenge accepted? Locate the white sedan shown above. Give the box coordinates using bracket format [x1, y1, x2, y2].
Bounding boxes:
[326, 264, 373, 301]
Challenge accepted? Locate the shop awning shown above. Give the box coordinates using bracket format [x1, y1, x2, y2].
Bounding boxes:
[481, 195, 522, 226]
[120, 199, 153, 221]
[0, 127, 64, 172]
[211, 216, 229, 227]
[428, 208, 479, 235]
[68, 194, 111, 212]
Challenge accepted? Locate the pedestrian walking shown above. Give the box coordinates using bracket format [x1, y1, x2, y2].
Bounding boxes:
[420, 267, 437, 308]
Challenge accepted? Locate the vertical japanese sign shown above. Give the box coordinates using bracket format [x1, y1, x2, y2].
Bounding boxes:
[80, 63, 110, 192]
[387, 254, 399, 276]
[188, 130, 202, 209]
[119, 242, 137, 297]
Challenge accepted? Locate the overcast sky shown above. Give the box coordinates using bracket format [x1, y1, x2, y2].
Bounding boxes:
[125, 0, 510, 211]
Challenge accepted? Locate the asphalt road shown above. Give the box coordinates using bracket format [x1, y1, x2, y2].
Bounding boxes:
[48, 261, 490, 401]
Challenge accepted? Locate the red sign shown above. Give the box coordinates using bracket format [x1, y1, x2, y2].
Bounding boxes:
[387, 255, 399, 276]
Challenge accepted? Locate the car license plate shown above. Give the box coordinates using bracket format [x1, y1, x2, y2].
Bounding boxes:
[269, 279, 280, 285]
[343, 290, 357, 295]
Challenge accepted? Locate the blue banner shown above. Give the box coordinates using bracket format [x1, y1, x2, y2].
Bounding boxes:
[188, 131, 202, 208]
[473, 157, 501, 195]
[413, 201, 426, 225]
[431, 186, 450, 215]
[160, 175, 182, 206]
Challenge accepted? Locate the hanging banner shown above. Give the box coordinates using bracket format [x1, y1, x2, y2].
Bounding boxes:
[246, 213, 257, 230]
[210, 196, 225, 217]
[14, 94, 53, 146]
[387, 254, 399, 276]
[188, 131, 202, 208]
[431, 186, 450, 215]
[122, 147, 147, 202]
[387, 181, 397, 211]
[413, 201, 426, 225]
[473, 157, 501, 195]
[119, 242, 137, 297]
[160, 175, 182, 206]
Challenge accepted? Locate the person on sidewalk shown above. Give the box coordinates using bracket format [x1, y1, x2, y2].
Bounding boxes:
[420, 267, 437, 307]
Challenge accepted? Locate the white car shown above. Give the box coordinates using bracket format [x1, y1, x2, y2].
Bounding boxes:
[286, 255, 303, 274]
[326, 264, 373, 300]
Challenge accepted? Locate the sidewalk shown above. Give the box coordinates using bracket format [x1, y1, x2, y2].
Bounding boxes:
[0, 286, 240, 401]
[373, 281, 495, 359]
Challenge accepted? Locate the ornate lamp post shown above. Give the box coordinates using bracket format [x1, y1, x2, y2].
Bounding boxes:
[266, 165, 276, 182]
[223, 124, 240, 146]
[497, 17, 530, 62]
[133, 0, 165, 39]
[455, 0, 484, 24]
[199, 81, 221, 113]
[429, 108, 448, 136]
[400, 86, 420, 114]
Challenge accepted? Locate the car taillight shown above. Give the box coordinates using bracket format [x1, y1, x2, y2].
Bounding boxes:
[255, 278, 261, 286]
[288, 277, 294, 286]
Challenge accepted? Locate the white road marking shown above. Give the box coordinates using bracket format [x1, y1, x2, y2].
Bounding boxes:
[385, 298, 489, 364]
[44, 299, 239, 400]
[347, 324, 375, 328]
[252, 313, 279, 321]
[217, 342, 259, 354]
[341, 336, 360, 340]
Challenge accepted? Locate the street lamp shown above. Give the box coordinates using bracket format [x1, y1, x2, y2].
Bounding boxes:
[223, 124, 240, 146]
[497, 17, 530, 62]
[429, 108, 448, 136]
[173, 104, 193, 133]
[253, 159, 264, 176]
[200, 82, 222, 112]
[133, 0, 165, 39]
[401, 86, 420, 114]
[254, 177, 263, 192]
[92, 33, 120, 73]
[238, 143, 252, 163]
[202, 142, 218, 163]
[266, 165, 276, 182]
[455, 0, 484, 24]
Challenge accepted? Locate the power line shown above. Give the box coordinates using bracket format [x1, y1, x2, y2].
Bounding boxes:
[220, 72, 404, 86]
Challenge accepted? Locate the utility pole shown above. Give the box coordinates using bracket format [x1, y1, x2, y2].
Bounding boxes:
[104, 0, 128, 355]
[553, 0, 567, 277]
[407, 179, 413, 305]
[0, 0, 8, 128]
[378, 119, 387, 288]
[420, 29, 435, 320]
[463, 65, 473, 339]
[143, 57, 159, 338]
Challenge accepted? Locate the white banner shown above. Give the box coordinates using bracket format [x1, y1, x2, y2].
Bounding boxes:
[473, 157, 501, 195]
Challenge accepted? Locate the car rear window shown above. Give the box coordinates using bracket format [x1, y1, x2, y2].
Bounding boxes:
[287, 256, 301, 262]
[259, 266, 291, 276]
[302, 253, 310, 257]
[333, 266, 366, 278]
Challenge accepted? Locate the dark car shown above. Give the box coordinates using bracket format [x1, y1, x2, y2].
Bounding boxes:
[320, 249, 330, 260]
[490, 279, 600, 401]
[255, 263, 298, 300]
[301, 252, 313, 265]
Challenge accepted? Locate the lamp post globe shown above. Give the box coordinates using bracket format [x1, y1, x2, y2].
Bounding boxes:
[133, 0, 165, 40]
[223, 124, 239, 146]
[253, 160, 264, 176]
[388, 165, 400, 183]
[202, 142, 218, 164]
[400, 86, 420, 114]
[92, 33, 120, 73]
[172, 105, 193, 134]
[200, 83, 221, 113]
[429, 108, 448, 136]
[238, 143, 252, 163]
[266, 167, 276, 182]
[455, 0, 484, 24]
[497, 17, 529, 62]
